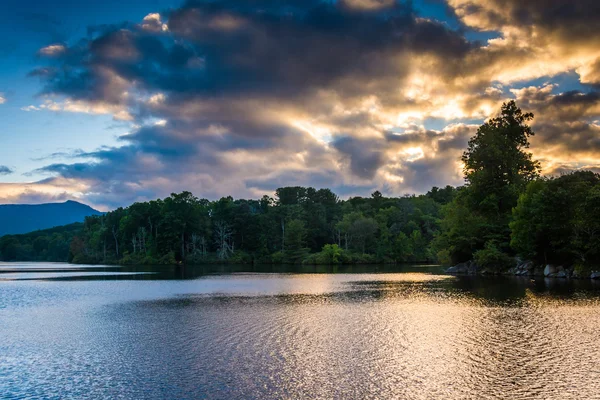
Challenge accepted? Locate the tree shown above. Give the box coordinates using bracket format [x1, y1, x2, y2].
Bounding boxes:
[162, 192, 203, 261]
[283, 219, 309, 263]
[510, 171, 600, 266]
[436, 100, 540, 266]
[214, 220, 234, 260]
[18, 185, 453, 266]
[462, 100, 540, 211]
[350, 216, 378, 254]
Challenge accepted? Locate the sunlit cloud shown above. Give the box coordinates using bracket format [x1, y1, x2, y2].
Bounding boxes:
[1, 0, 599, 209]
[140, 13, 168, 32]
[21, 98, 133, 120]
[38, 44, 67, 57]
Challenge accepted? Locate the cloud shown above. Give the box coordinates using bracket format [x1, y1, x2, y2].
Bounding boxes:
[0, 166, 13, 175]
[21, 98, 133, 120]
[0, 94, 5, 104]
[21, 105, 40, 111]
[447, 0, 600, 84]
[12, 0, 600, 209]
[510, 84, 600, 173]
[140, 13, 168, 32]
[38, 44, 67, 57]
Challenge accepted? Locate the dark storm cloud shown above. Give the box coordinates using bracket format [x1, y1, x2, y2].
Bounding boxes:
[531, 122, 600, 154]
[436, 124, 474, 152]
[526, 90, 600, 121]
[511, 86, 600, 157]
[385, 129, 440, 145]
[392, 154, 464, 192]
[332, 136, 385, 179]
[545, 164, 600, 177]
[450, 0, 600, 39]
[37, 0, 473, 105]
[245, 169, 340, 191]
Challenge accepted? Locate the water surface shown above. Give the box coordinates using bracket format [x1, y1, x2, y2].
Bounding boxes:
[1, 262, 600, 399]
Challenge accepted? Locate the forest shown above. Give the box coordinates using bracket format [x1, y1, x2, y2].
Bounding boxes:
[0, 223, 82, 262]
[0, 186, 455, 265]
[2, 101, 600, 272]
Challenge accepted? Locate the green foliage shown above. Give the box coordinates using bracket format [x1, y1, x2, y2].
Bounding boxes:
[574, 263, 592, 277]
[41, 184, 448, 266]
[304, 244, 345, 265]
[436, 101, 540, 264]
[510, 171, 600, 267]
[283, 219, 309, 263]
[462, 100, 540, 211]
[0, 223, 82, 262]
[435, 248, 452, 266]
[473, 242, 514, 272]
[157, 251, 177, 265]
[426, 186, 457, 205]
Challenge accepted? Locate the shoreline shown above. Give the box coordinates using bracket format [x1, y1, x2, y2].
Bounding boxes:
[446, 260, 600, 280]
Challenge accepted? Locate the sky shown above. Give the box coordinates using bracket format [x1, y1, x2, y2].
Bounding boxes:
[0, 0, 599, 210]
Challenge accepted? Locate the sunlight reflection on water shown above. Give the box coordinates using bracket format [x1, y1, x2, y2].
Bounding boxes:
[1, 263, 600, 399]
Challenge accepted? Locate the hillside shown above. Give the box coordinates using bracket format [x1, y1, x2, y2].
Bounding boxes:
[0, 223, 84, 261]
[0, 200, 103, 236]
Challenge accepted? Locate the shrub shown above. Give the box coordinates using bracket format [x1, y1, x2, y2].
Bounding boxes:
[436, 249, 452, 266]
[270, 251, 284, 264]
[320, 244, 343, 264]
[228, 250, 252, 264]
[473, 242, 514, 272]
[574, 263, 592, 277]
[157, 251, 177, 265]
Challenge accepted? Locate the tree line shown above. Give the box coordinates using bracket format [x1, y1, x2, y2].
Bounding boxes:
[2, 101, 600, 272]
[62, 185, 455, 265]
[0, 187, 456, 265]
[0, 223, 82, 262]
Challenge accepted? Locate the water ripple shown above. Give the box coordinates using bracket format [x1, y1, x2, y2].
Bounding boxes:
[2, 265, 600, 399]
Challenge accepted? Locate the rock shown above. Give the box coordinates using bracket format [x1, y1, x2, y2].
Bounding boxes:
[446, 261, 478, 275]
[591, 271, 600, 280]
[544, 264, 557, 277]
[556, 271, 567, 278]
[515, 257, 523, 265]
[510, 260, 535, 276]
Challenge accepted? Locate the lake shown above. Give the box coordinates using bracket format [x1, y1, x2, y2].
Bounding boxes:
[2, 262, 600, 399]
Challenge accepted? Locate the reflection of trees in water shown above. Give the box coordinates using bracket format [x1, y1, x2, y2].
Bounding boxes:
[452, 275, 600, 303]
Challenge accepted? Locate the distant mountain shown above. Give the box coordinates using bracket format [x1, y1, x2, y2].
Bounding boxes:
[0, 200, 103, 236]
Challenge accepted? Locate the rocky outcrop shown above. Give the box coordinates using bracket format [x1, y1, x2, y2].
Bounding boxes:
[543, 264, 556, 276]
[508, 260, 535, 276]
[445, 259, 593, 279]
[446, 260, 479, 275]
[543, 265, 571, 278]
